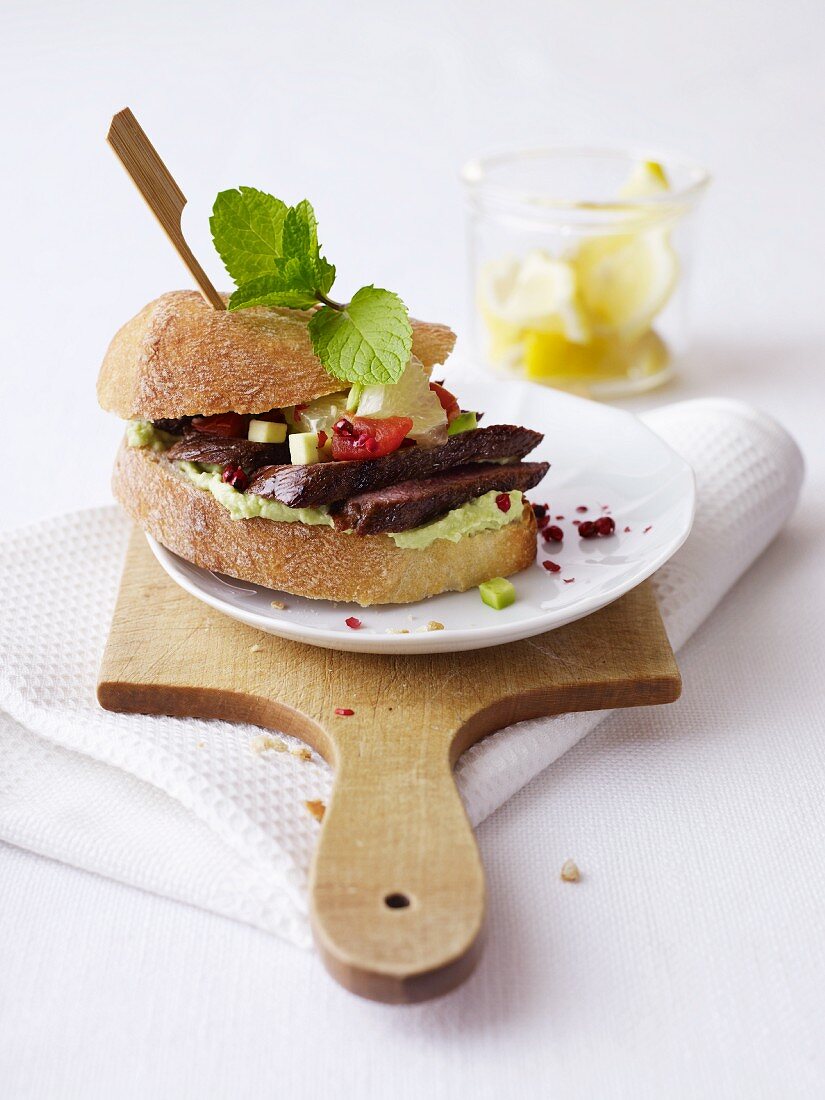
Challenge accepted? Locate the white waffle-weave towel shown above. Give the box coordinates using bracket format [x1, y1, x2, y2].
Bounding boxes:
[0, 399, 803, 948]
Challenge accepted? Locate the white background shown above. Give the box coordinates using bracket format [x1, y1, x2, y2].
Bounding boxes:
[2, 1, 825, 1097]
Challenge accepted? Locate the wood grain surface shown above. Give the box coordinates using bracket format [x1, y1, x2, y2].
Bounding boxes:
[98, 529, 681, 1003]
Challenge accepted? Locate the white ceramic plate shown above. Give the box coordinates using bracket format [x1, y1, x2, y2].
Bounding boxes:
[147, 380, 694, 654]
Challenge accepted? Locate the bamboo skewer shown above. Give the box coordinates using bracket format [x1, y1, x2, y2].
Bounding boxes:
[106, 107, 225, 310]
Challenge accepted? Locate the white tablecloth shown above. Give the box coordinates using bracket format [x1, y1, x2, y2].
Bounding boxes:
[2, 0, 824, 1096]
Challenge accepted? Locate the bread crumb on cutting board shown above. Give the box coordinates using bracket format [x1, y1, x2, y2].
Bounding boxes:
[560, 859, 581, 883]
[251, 734, 288, 755]
[305, 799, 326, 823]
[250, 734, 313, 762]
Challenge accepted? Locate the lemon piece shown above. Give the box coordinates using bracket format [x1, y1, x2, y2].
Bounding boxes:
[619, 159, 670, 198]
[356, 354, 447, 444]
[478, 252, 590, 361]
[524, 332, 598, 380]
[501, 251, 589, 340]
[574, 229, 677, 340]
[524, 329, 669, 385]
[569, 157, 677, 340]
[626, 330, 670, 380]
[479, 303, 525, 365]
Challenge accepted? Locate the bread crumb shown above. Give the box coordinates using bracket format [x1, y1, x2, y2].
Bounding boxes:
[560, 859, 580, 883]
[305, 799, 326, 823]
[249, 643, 264, 653]
[270, 600, 286, 610]
[386, 628, 410, 634]
[292, 746, 313, 762]
[416, 620, 444, 632]
[250, 733, 288, 755]
[196, 740, 206, 750]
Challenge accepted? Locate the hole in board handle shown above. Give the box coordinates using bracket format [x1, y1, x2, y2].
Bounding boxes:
[384, 893, 411, 910]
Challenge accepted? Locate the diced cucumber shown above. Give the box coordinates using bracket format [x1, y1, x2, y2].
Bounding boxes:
[448, 411, 478, 436]
[289, 432, 323, 465]
[248, 419, 287, 444]
[479, 576, 516, 610]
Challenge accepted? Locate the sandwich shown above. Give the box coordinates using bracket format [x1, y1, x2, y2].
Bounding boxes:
[98, 187, 549, 606]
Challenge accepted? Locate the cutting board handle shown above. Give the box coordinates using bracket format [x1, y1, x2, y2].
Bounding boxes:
[309, 727, 485, 1004]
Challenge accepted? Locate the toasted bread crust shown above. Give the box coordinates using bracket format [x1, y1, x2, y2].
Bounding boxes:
[98, 290, 457, 420]
[113, 442, 538, 606]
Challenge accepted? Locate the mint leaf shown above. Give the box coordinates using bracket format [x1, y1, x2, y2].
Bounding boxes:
[227, 259, 318, 311]
[281, 200, 336, 296]
[210, 187, 288, 283]
[313, 254, 336, 297]
[308, 287, 413, 385]
[282, 200, 317, 260]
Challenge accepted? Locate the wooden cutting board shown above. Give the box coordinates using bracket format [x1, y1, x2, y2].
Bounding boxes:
[98, 529, 680, 1004]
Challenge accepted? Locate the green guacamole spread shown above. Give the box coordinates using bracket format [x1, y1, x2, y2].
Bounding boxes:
[389, 490, 522, 549]
[176, 462, 334, 527]
[126, 422, 523, 549]
[126, 420, 178, 452]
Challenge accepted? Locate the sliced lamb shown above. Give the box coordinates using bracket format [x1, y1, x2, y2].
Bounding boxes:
[330, 461, 549, 534]
[247, 425, 545, 508]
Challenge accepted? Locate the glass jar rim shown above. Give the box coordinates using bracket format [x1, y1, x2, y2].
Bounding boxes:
[461, 145, 711, 215]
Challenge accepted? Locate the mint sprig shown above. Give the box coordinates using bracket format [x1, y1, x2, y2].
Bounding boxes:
[211, 188, 412, 385]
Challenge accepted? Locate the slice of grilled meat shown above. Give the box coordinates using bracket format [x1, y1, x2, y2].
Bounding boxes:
[247, 425, 545, 508]
[330, 461, 549, 534]
[166, 431, 290, 471]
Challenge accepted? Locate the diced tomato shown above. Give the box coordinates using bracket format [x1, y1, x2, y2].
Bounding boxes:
[330, 416, 413, 461]
[429, 382, 460, 423]
[191, 412, 250, 437]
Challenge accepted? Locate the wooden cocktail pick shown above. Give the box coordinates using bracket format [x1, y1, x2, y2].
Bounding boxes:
[106, 107, 225, 311]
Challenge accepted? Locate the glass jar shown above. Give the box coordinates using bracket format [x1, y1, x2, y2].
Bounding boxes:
[461, 148, 710, 398]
